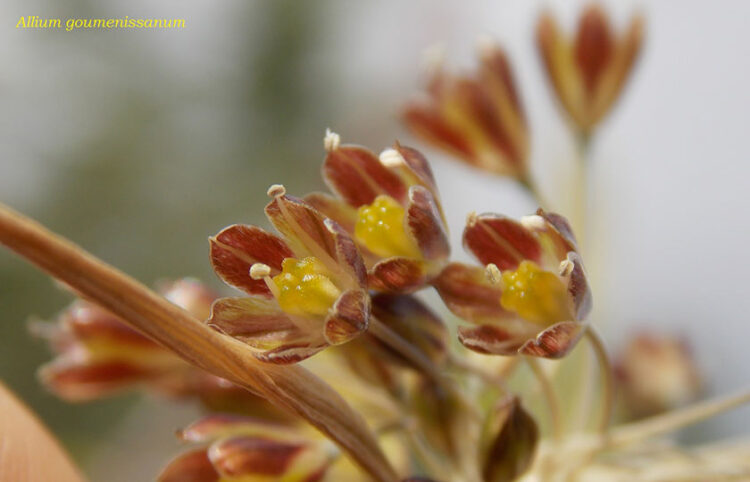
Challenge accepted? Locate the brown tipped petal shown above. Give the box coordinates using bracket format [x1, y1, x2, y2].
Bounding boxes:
[303, 192, 359, 234]
[464, 214, 541, 269]
[39, 360, 159, 402]
[371, 293, 448, 365]
[207, 297, 326, 364]
[433, 263, 512, 324]
[457, 324, 530, 356]
[563, 252, 592, 321]
[482, 397, 539, 482]
[536, 209, 578, 250]
[265, 195, 366, 286]
[368, 257, 429, 293]
[518, 321, 586, 359]
[210, 225, 293, 297]
[324, 289, 370, 345]
[574, 4, 615, 95]
[394, 143, 439, 193]
[158, 449, 220, 482]
[407, 186, 449, 261]
[209, 436, 330, 480]
[323, 144, 407, 206]
[64, 301, 160, 348]
[179, 414, 284, 443]
[402, 103, 477, 161]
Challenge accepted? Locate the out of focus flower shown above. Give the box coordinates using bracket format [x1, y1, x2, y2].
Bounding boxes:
[208, 185, 370, 364]
[434, 209, 591, 358]
[536, 4, 644, 136]
[616, 332, 702, 418]
[402, 42, 529, 180]
[34, 279, 282, 417]
[304, 133, 450, 293]
[158, 414, 336, 482]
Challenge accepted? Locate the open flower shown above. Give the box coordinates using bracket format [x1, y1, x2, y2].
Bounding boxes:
[303, 132, 450, 293]
[208, 185, 370, 364]
[537, 5, 644, 136]
[158, 414, 336, 482]
[402, 41, 529, 180]
[434, 209, 591, 358]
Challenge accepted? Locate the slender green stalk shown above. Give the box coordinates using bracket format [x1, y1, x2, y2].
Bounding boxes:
[585, 326, 614, 434]
[526, 357, 563, 440]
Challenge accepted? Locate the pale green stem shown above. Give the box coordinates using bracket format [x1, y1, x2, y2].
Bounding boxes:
[526, 357, 563, 440]
[585, 326, 614, 434]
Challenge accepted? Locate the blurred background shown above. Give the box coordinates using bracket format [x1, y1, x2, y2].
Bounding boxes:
[2, 0, 750, 480]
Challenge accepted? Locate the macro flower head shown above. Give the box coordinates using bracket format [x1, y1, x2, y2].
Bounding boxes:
[402, 41, 529, 180]
[434, 209, 592, 358]
[208, 184, 370, 364]
[304, 131, 450, 293]
[158, 414, 337, 482]
[537, 4, 644, 136]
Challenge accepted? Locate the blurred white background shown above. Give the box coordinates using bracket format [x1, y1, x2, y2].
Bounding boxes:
[2, 0, 750, 479]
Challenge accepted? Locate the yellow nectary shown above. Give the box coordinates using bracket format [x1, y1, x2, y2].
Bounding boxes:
[355, 195, 421, 259]
[272, 257, 341, 317]
[500, 260, 570, 325]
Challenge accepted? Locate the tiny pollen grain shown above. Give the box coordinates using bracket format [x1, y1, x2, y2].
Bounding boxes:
[267, 184, 286, 198]
[249, 263, 272, 280]
[324, 128, 341, 152]
[466, 211, 478, 226]
[379, 148, 405, 167]
[486, 263, 502, 284]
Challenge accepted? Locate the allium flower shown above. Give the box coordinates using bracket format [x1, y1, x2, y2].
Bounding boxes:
[158, 414, 336, 482]
[402, 42, 529, 179]
[303, 132, 450, 292]
[537, 5, 644, 136]
[434, 209, 592, 358]
[208, 185, 370, 363]
[616, 332, 702, 418]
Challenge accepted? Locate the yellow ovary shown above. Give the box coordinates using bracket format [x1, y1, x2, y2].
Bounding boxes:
[354, 195, 421, 259]
[272, 257, 341, 317]
[500, 260, 570, 325]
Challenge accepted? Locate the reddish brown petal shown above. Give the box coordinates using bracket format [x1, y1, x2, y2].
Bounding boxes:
[479, 45, 525, 126]
[265, 194, 366, 287]
[324, 289, 370, 345]
[179, 414, 284, 443]
[209, 225, 293, 297]
[518, 321, 586, 359]
[481, 397, 539, 482]
[393, 143, 438, 194]
[254, 343, 328, 365]
[323, 144, 407, 206]
[575, 4, 614, 94]
[402, 103, 477, 162]
[536, 209, 577, 251]
[406, 186, 449, 262]
[208, 437, 303, 478]
[38, 360, 158, 401]
[371, 293, 448, 366]
[432, 263, 512, 324]
[63, 302, 158, 348]
[158, 449, 219, 482]
[457, 324, 527, 356]
[303, 192, 358, 234]
[564, 252, 592, 321]
[368, 257, 429, 293]
[207, 297, 296, 346]
[463, 213, 541, 270]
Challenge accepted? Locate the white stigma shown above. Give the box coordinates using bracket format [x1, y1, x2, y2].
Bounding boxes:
[324, 128, 341, 152]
